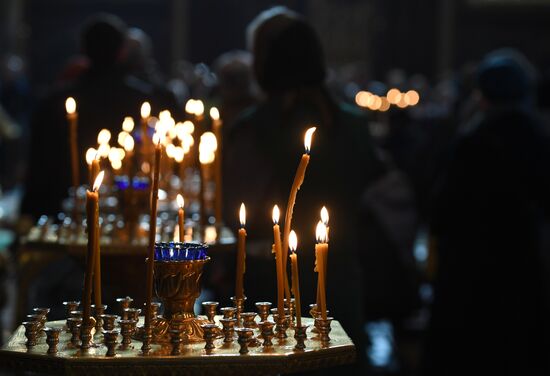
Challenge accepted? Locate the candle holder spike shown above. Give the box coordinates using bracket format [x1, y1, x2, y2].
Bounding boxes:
[91, 304, 107, 332]
[255, 302, 272, 322]
[100, 314, 119, 331]
[236, 328, 253, 355]
[202, 301, 219, 323]
[103, 329, 119, 357]
[219, 318, 237, 343]
[230, 296, 247, 326]
[220, 307, 237, 319]
[67, 317, 82, 347]
[201, 323, 218, 351]
[22, 321, 39, 347]
[116, 296, 133, 318]
[259, 320, 275, 347]
[44, 327, 61, 354]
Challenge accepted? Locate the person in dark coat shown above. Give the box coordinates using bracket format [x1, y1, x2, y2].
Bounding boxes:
[424, 50, 550, 375]
[224, 7, 402, 373]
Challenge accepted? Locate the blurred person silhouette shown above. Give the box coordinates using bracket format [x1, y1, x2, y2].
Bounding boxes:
[224, 7, 419, 373]
[22, 14, 173, 218]
[424, 49, 550, 376]
[212, 50, 258, 131]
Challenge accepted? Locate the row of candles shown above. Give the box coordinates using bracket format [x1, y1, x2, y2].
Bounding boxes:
[76, 98, 329, 351]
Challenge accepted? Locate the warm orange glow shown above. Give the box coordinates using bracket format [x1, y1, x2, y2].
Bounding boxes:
[117, 131, 129, 146]
[159, 110, 171, 121]
[386, 88, 401, 104]
[200, 131, 218, 151]
[123, 135, 134, 152]
[111, 159, 122, 170]
[152, 133, 161, 145]
[97, 143, 110, 158]
[182, 121, 195, 134]
[185, 99, 196, 114]
[86, 148, 97, 165]
[97, 129, 111, 144]
[177, 194, 184, 209]
[355, 91, 371, 108]
[195, 100, 204, 117]
[321, 206, 329, 225]
[174, 146, 184, 162]
[289, 230, 298, 252]
[272, 205, 280, 225]
[108, 148, 121, 162]
[199, 150, 215, 164]
[122, 117, 134, 132]
[369, 95, 382, 111]
[405, 90, 420, 106]
[166, 143, 176, 158]
[93, 170, 104, 191]
[239, 203, 246, 227]
[65, 97, 76, 114]
[380, 97, 391, 112]
[397, 95, 408, 108]
[316, 221, 328, 243]
[210, 107, 220, 120]
[140, 102, 151, 118]
[141, 162, 150, 174]
[304, 127, 317, 154]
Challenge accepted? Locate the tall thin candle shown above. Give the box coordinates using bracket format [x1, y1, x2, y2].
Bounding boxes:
[282, 127, 316, 302]
[315, 221, 329, 320]
[143, 136, 162, 353]
[82, 171, 104, 328]
[316, 207, 329, 307]
[65, 97, 79, 190]
[177, 194, 185, 241]
[272, 205, 285, 318]
[289, 230, 302, 327]
[235, 203, 247, 300]
[210, 107, 223, 225]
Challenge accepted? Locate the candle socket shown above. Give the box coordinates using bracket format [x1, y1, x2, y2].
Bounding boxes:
[149, 302, 162, 318]
[169, 327, 185, 356]
[293, 325, 308, 351]
[259, 321, 275, 347]
[230, 296, 246, 326]
[255, 302, 272, 322]
[221, 307, 237, 319]
[79, 322, 94, 350]
[103, 329, 119, 357]
[219, 318, 237, 343]
[309, 304, 329, 334]
[201, 323, 219, 351]
[119, 319, 138, 350]
[314, 317, 333, 344]
[26, 314, 44, 332]
[116, 296, 134, 317]
[22, 321, 40, 347]
[67, 317, 82, 347]
[141, 328, 152, 355]
[240, 312, 258, 329]
[92, 304, 107, 332]
[123, 308, 141, 322]
[63, 301, 80, 330]
[202, 301, 219, 323]
[272, 313, 288, 339]
[44, 327, 61, 354]
[33, 307, 50, 331]
[100, 314, 119, 331]
[69, 310, 83, 319]
[236, 328, 253, 355]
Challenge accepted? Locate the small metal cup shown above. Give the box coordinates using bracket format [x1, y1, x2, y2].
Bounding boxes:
[202, 301, 219, 323]
[255, 302, 272, 322]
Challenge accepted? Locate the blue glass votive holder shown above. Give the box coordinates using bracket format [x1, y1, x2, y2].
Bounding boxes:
[114, 176, 130, 190]
[154, 242, 208, 262]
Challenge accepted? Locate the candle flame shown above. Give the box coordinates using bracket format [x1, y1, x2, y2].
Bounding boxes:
[123, 135, 134, 152]
[152, 133, 161, 145]
[86, 148, 97, 165]
[272, 205, 280, 225]
[239, 203, 246, 227]
[289, 230, 298, 252]
[141, 102, 151, 118]
[65, 97, 76, 114]
[195, 100, 204, 117]
[210, 107, 220, 121]
[304, 127, 317, 154]
[111, 159, 122, 170]
[174, 146, 184, 162]
[97, 129, 111, 144]
[185, 99, 195, 114]
[316, 221, 328, 243]
[321, 206, 329, 225]
[122, 116, 134, 132]
[177, 194, 184, 209]
[93, 171, 104, 191]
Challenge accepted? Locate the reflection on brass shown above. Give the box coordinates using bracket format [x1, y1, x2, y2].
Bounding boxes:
[201, 323, 218, 351]
[219, 318, 237, 343]
[44, 327, 61, 354]
[230, 296, 246, 327]
[201, 301, 219, 323]
[124, 308, 141, 321]
[241, 312, 258, 329]
[66, 317, 81, 346]
[119, 319, 138, 350]
[220, 307, 236, 319]
[79, 322, 94, 350]
[22, 321, 39, 347]
[116, 296, 133, 318]
[100, 314, 119, 331]
[236, 328, 253, 354]
[91, 304, 107, 331]
[103, 329, 119, 357]
[273, 314, 288, 339]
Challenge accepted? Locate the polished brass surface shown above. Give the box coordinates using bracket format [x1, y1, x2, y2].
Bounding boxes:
[294, 325, 308, 351]
[315, 317, 333, 344]
[255, 302, 272, 322]
[0, 317, 355, 375]
[201, 301, 219, 323]
[259, 320, 275, 347]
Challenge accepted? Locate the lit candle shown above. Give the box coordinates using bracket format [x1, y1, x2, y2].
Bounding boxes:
[315, 221, 329, 320]
[86, 148, 100, 188]
[272, 205, 285, 318]
[140, 102, 151, 148]
[177, 194, 185, 242]
[65, 97, 79, 190]
[144, 135, 162, 345]
[235, 203, 247, 300]
[289, 230, 302, 327]
[123, 135, 135, 181]
[199, 132, 216, 240]
[316, 207, 329, 307]
[283, 127, 316, 302]
[82, 171, 104, 327]
[210, 107, 223, 225]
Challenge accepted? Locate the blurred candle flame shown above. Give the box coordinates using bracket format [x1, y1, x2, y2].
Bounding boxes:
[321, 206, 329, 225]
[289, 230, 297, 252]
[210, 107, 220, 120]
[93, 171, 105, 191]
[177, 194, 184, 209]
[239, 203, 246, 227]
[140, 102, 151, 118]
[304, 127, 317, 154]
[272, 205, 280, 225]
[65, 97, 76, 114]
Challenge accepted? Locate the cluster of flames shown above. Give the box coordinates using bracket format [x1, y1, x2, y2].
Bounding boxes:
[355, 88, 420, 111]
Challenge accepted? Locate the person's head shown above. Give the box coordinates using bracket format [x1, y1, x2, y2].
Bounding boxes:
[213, 50, 256, 103]
[125, 27, 153, 74]
[81, 13, 128, 69]
[246, 6, 326, 94]
[476, 48, 536, 106]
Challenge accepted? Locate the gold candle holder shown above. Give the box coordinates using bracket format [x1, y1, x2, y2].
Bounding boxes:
[220, 307, 237, 319]
[44, 327, 61, 354]
[314, 317, 333, 344]
[219, 318, 237, 343]
[201, 301, 219, 323]
[67, 317, 81, 347]
[116, 296, 133, 317]
[103, 329, 119, 357]
[255, 302, 272, 322]
[236, 328, 253, 355]
[259, 320, 275, 347]
[293, 324, 308, 351]
[230, 296, 246, 327]
[22, 321, 39, 347]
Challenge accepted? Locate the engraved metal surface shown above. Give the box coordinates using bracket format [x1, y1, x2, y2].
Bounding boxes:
[0, 317, 355, 375]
